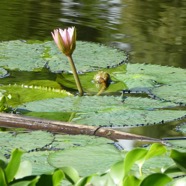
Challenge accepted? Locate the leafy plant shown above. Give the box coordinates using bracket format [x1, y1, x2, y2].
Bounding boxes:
[0, 40, 186, 185]
[0, 144, 186, 186]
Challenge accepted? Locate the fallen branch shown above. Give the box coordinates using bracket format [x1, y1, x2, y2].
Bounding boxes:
[0, 113, 160, 142]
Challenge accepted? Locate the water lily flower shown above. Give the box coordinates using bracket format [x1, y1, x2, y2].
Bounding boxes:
[51, 27, 76, 56]
[51, 27, 83, 96]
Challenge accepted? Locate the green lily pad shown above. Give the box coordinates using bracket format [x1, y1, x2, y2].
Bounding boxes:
[0, 40, 127, 72]
[22, 151, 54, 175]
[73, 110, 185, 127]
[48, 144, 123, 176]
[0, 68, 8, 78]
[176, 123, 186, 134]
[151, 82, 186, 104]
[51, 134, 113, 150]
[18, 96, 185, 127]
[165, 140, 186, 150]
[1, 83, 71, 107]
[0, 132, 115, 176]
[113, 63, 186, 90]
[0, 131, 54, 155]
[56, 65, 127, 94]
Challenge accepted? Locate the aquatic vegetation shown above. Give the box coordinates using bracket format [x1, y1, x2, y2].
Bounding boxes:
[51, 27, 76, 57]
[0, 144, 186, 186]
[0, 39, 186, 185]
[51, 27, 83, 96]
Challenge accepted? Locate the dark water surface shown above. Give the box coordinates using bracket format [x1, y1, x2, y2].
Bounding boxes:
[0, 0, 186, 140]
[0, 0, 186, 68]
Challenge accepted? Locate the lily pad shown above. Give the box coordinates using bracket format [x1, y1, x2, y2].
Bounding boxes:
[17, 96, 185, 127]
[113, 63, 186, 90]
[151, 82, 186, 104]
[48, 144, 123, 176]
[0, 68, 8, 78]
[22, 151, 54, 175]
[165, 140, 186, 150]
[1, 83, 71, 107]
[176, 123, 186, 134]
[73, 110, 185, 127]
[0, 130, 54, 155]
[0, 132, 115, 176]
[51, 134, 113, 150]
[56, 65, 127, 94]
[0, 40, 127, 72]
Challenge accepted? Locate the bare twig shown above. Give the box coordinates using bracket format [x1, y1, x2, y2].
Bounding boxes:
[0, 113, 160, 142]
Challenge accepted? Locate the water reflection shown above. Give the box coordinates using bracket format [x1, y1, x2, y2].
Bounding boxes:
[0, 0, 185, 68]
[116, 0, 186, 68]
[115, 119, 186, 139]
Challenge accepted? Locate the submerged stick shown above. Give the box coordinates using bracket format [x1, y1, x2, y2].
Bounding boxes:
[0, 113, 160, 142]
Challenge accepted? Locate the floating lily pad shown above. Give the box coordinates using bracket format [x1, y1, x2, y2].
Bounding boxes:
[113, 63, 186, 90]
[73, 110, 185, 127]
[22, 151, 54, 175]
[151, 82, 186, 104]
[176, 123, 186, 134]
[51, 134, 113, 150]
[48, 144, 123, 176]
[0, 68, 8, 78]
[18, 96, 185, 127]
[0, 131, 115, 175]
[0, 40, 126, 72]
[56, 65, 127, 94]
[0, 84, 71, 107]
[165, 140, 186, 150]
[0, 130, 54, 155]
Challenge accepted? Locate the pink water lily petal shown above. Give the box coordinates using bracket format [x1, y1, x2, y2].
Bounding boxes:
[68, 27, 75, 43]
[52, 27, 76, 56]
[51, 29, 63, 51]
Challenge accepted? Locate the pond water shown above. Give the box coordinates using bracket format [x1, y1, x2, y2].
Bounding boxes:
[1, 0, 186, 68]
[0, 0, 186, 141]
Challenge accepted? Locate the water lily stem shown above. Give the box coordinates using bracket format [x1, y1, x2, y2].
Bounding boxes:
[67, 56, 83, 96]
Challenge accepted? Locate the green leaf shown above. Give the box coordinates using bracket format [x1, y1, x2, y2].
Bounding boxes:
[163, 164, 183, 174]
[136, 143, 167, 175]
[14, 161, 32, 179]
[10, 176, 40, 186]
[170, 149, 186, 172]
[0, 93, 7, 112]
[0, 167, 7, 186]
[52, 169, 65, 186]
[90, 174, 115, 186]
[124, 148, 147, 175]
[143, 143, 167, 161]
[123, 175, 141, 186]
[5, 149, 24, 183]
[36, 174, 53, 186]
[140, 173, 172, 186]
[109, 160, 125, 184]
[75, 175, 95, 186]
[60, 167, 79, 184]
[1, 84, 71, 107]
